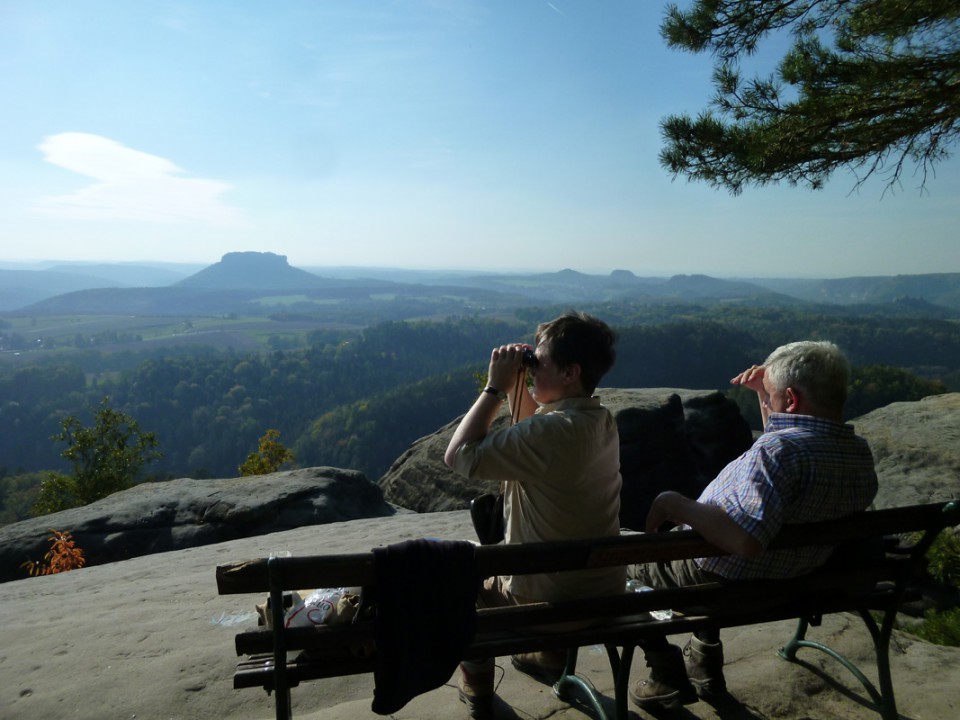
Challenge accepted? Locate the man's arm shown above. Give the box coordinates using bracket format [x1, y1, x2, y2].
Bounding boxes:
[645, 491, 763, 558]
[443, 344, 530, 468]
[443, 391, 503, 468]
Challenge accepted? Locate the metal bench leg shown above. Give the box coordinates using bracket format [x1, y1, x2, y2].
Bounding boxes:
[862, 607, 899, 720]
[552, 646, 615, 720]
[614, 644, 636, 720]
[779, 610, 898, 720]
[268, 558, 292, 720]
[778, 615, 810, 661]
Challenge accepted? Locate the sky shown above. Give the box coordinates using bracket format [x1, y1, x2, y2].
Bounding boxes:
[1, 0, 957, 279]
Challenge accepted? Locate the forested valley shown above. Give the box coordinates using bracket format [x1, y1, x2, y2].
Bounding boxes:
[1, 303, 956, 525]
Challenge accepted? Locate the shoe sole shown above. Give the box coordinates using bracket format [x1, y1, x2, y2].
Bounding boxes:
[629, 685, 698, 711]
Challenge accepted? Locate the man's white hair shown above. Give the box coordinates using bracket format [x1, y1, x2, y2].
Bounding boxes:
[764, 341, 849, 413]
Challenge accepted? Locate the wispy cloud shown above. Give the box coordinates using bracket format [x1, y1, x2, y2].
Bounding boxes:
[547, 3, 566, 17]
[32, 133, 245, 226]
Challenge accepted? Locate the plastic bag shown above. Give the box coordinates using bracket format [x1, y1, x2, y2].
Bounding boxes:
[269, 587, 365, 662]
[285, 587, 362, 629]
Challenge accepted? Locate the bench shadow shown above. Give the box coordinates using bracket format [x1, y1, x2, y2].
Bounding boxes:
[698, 693, 769, 720]
[634, 694, 765, 720]
[554, 686, 765, 720]
[499, 666, 620, 720]
[615, 663, 918, 720]
[785, 656, 916, 720]
[559, 687, 619, 720]
[494, 680, 902, 720]
[491, 656, 913, 720]
[491, 695, 524, 719]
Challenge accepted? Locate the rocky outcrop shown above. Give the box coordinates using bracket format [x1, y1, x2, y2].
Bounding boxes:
[378, 389, 960, 528]
[378, 388, 755, 530]
[5, 391, 958, 586]
[0, 467, 396, 584]
[853, 392, 960, 509]
[3, 389, 752, 583]
[613, 389, 754, 529]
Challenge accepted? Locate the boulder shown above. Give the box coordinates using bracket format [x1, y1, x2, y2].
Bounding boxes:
[378, 388, 754, 530]
[852, 392, 960, 509]
[0, 467, 396, 584]
[610, 388, 754, 530]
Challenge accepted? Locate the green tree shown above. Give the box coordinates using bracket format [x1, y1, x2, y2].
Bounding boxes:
[0, 471, 43, 526]
[659, 0, 960, 193]
[239, 429, 295, 476]
[846, 364, 947, 418]
[33, 397, 162, 515]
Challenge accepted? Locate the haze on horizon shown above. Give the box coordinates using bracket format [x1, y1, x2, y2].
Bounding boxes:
[1, 1, 957, 280]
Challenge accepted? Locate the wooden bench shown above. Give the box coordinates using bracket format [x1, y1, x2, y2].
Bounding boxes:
[216, 500, 959, 720]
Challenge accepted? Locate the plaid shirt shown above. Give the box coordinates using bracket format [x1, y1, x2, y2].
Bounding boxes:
[695, 413, 878, 580]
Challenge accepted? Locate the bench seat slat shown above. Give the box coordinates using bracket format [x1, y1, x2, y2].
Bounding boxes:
[234, 559, 905, 657]
[235, 654, 376, 690]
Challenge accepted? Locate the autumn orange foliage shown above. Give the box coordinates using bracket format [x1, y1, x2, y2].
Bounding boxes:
[21, 529, 86, 577]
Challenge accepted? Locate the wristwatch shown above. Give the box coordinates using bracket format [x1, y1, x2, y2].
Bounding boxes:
[483, 386, 507, 402]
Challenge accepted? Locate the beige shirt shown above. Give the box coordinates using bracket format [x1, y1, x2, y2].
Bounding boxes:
[453, 395, 625, 602]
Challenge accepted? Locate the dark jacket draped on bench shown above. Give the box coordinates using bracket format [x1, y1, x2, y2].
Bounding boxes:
[371, 538, 478, 714]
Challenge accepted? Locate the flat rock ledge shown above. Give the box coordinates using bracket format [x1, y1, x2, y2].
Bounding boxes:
[0, 467, 397, 583]
[1, 510, 958, 720]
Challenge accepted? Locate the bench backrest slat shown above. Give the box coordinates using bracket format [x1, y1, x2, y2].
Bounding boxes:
[215, 501, 958, 596]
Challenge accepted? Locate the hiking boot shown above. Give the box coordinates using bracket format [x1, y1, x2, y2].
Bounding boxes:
[458, 660, 494, 720]
[684, 636, 727, 699]
[629, 644, 698, 711]
[511, 649, 567, 685]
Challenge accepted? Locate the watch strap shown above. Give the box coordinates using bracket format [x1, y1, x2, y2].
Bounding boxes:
[483, 386, 507, 402]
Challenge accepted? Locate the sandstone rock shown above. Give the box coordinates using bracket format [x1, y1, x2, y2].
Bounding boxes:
[378, 390, 960, 532]
[0, 467, 396, 584]
[6, 391, 957, 587]
[608, 388, 754, 530]
[378, 388, 754, 530]
[852, 392, 960, 509]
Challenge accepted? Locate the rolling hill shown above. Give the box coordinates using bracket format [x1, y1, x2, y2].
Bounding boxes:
[3, 252, 959, 319]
